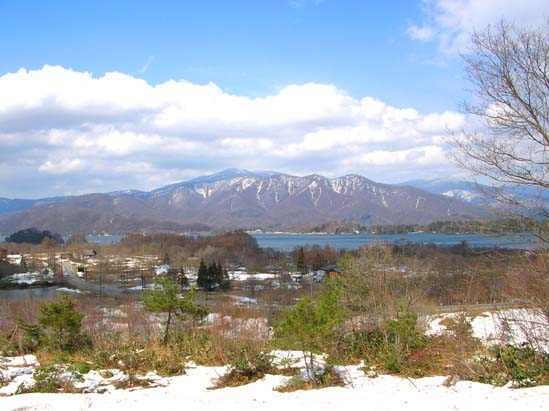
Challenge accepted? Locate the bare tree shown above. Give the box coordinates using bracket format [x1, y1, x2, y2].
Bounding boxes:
[451, 22, 549, 352]
[450, 21, 549, 244]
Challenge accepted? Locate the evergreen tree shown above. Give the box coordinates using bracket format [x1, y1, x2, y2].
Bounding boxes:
[296, 247, 306, 273]
[143, 276, 207, 344]
[179, 266, 189, 289]
[205, 263, 216, 291]
[275, 282, 344, 387]
[214, 261, 224, 285]
[38, 295, 86, 351]
[197, 259, 208, 289]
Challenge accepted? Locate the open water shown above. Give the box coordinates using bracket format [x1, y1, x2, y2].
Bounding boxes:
[0, 232, 535, 250]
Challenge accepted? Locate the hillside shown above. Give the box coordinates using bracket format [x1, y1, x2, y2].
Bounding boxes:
[0, 170, 489, 234]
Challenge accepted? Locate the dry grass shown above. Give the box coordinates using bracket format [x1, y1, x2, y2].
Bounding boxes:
[274, 367, 346, 392]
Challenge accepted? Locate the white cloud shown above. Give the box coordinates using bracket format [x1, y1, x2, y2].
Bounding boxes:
[408, 0, 549, 53]
[38, 158, 82, 174]
[407, 24, 436, 41]
[352, 145, 448, 167]
[0, 65, 468, 197]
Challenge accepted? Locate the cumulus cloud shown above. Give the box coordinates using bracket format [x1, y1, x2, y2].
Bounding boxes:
[408, 0, 549, 53]
[0, 65, 467, 197]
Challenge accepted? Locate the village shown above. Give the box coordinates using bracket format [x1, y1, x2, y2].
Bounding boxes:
[0, 240, 342, 307]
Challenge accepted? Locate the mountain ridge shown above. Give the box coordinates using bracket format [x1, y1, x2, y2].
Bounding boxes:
[0, 170, 489, 234]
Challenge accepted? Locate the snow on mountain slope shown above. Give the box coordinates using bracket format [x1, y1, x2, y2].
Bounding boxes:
[0, 172, 490, 233]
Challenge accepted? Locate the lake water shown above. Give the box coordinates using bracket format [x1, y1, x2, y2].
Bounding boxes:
[0, 232, 535, 250]
[250, 232, 534, 251]
[0, 286, 60, 301]
[86, 235, 125, 245]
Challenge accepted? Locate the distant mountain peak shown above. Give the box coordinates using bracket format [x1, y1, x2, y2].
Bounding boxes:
[0, 171, 491, 233]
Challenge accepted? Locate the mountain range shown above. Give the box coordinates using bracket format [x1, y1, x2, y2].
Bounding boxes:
[0, 169, 490, 234]
[398, 179, 485, 205]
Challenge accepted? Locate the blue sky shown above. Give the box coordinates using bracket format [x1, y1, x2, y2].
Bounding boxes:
[0, 0, 548, 197]
[1, 1, 460, 111]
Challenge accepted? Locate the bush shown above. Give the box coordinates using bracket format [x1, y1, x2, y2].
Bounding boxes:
[474, 344, 549, 387]
[37, 296, 89, 352]
[142, 276, 207, 345]
[353, 312, 427, 375]
[17, 365, 82, 394]
[91, 342, 187, 377]
[274, 366, 345, 392]
[211, 350, 275, 389]
[275, 282, 344, 387]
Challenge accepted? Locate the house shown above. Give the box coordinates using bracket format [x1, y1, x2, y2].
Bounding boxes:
[314, 265, 341, 282]
[81, 250, 97, 259]
[155, 264, 172, 276]
[7, 254, 25, 268]
[155, 264, 179, 277]
[290, 272, 303, 283]
[0, 247, 7, 261]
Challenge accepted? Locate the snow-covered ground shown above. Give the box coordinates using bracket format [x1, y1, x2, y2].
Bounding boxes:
[5, 270, 54, 285]
[228, 271, 277, 281]
[1, 357, 548, 410]
[2, 310, 549, 410]
[427, 309, 549, 352]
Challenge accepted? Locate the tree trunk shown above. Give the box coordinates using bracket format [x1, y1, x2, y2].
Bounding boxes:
[163, 311, 172, 345]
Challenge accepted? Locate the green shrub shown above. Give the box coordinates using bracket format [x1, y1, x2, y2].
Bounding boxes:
[275, 282, 344, 387]
[211, 350, 275, 389]
[274, 366, 345, 392]
[17, 365, 82, 394]
[142, 276, 207, 345]
[90, 342, 187, 377]
[474, 344, 549, 387]
[353, 312, 427, 375]
[37, 296, 88, 352]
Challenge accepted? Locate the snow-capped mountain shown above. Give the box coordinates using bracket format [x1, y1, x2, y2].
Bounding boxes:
[399, 179, 484, 205]
[0, 171, 489, 233]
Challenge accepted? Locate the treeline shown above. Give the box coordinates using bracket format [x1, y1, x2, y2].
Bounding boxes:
[4, 228, 64, 245]
[369, 218, 542, 234]
[291, 218, 542, 235]
[197, 260, 229, 291]
[104, 231, 283, 270]
[292, 245, 346, 272]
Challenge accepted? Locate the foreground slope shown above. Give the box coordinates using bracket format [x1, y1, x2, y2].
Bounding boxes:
[2, 364, 547, 411]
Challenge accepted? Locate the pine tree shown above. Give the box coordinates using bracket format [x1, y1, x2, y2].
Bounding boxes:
[197, 259, 208, 289]
[275, 283, 344, 387]
[214, 261, 223, 285]
[179, 266, 189, 289]
[38, 295, 85, 351]
[296, 247, 306, 274]
[143, 276, 207, 344]
[205, 263, 216, 291]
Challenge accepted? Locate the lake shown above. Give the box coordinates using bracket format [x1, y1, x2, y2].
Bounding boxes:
[0, 232, 535, 250]
[0, 286, 60, 301]
[250, 232, 534, 251]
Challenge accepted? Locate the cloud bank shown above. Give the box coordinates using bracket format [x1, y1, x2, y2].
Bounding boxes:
[409, 0, 549, 53]
[0, 65, 466, 198]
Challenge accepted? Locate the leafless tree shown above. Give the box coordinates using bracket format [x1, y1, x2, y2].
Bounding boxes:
[450, 22, 549, 351]
[450, 21, 549, 244]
